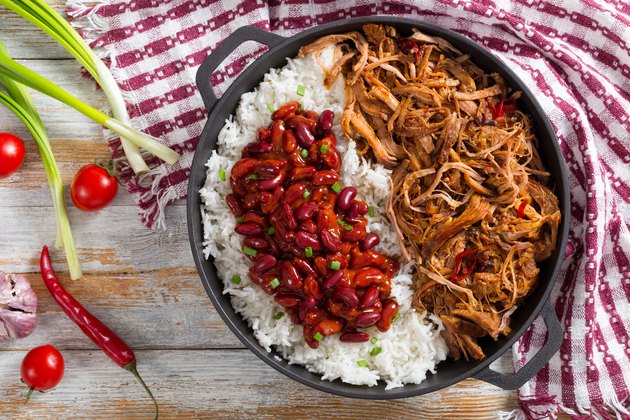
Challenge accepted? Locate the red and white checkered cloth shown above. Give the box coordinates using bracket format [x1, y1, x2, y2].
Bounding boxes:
[67, 1, 630, 417]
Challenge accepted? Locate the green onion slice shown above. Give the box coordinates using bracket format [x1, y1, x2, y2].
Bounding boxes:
[300, 149, 309, 158]
[344, 225, 353, 231]
[305, 247, 313, 258]
[330, 261, 341, 270]
[267, 226, 275, 235]
[331, 182, 342, 193]
[356, 360, 368, 367]
[274, 311, 284, 320]
[219, 168, 226, 181]
[243, 247, 258, 257]
[368, 206, 375, 217]
[370, 337, 378, 345]
[393, 313, 401, 322]
[320, 144, 329, 154]
[267, 103, 275, 112]
[302, 190, 311, 199]
[296, 84, 306, 96]
[337, 220, 346, 226]
[313, 332, 324, 342]
[369, 347, 382, 357]
[235, 216, 244, 223]
[269, 278, 280, 288]
[231, 275, 241, 285]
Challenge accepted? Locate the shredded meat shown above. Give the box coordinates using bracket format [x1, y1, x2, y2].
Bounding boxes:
[300, 24, 561, 361]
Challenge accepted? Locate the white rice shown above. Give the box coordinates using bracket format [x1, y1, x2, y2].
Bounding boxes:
[200, 49, 448, 388]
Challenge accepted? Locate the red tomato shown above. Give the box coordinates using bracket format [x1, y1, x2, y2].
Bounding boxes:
[0, 132, 26, 178]
[70, 163, 118, 211]
[21, 345, 65, 392]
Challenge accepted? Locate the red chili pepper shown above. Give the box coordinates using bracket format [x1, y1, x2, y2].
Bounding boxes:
[40, 246, 158, 419]
[451, 250, 477, 282]
[517, 201, 527, 218]
[396, 39, 421, 60]
[487, 98, 518, 119]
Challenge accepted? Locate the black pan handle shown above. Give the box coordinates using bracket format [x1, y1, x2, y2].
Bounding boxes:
[473, 302, 562, 390]
[196, 26, 286, 111]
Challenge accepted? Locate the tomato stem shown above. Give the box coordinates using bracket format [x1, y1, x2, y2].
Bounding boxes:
[24, 387, 34, 403]
[124, 361, 159, 420]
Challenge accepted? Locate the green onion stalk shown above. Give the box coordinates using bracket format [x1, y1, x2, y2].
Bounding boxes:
[0, 40, 82, 279]
[0, 53, 180, 165]
[0, 0, 172, 174]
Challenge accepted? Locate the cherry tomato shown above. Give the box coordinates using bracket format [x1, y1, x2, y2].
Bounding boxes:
[70, 163, 118, 211]
[21, 345, 65, 394]
[0, 132, 26, 178]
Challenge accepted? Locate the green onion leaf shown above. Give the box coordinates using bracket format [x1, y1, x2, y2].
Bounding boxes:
[243, 247, 258, 257]
[300, 149, 309, 158]
[330, 261, 341, 270]
[331, 182, 342, 193]
[305, 247, 313, 258]
[393, 313, 401, 322]
[267, 103, 275, 112]
[274, 311, 284, 320]
[370, 337, 378, 345]
[337, 220, 347, 226]
[267, 226, 275, 235]
[313, 332, 324, 342]
[219, 168, 226, 181]
[356, 360, 368, 367]
[302, 190, 311, 199]
[320, 144, 329, 154]
[235, 216, 244, 223]
[368, 206, 375, 217]
[344, 225, 353, 231]
[269, 278, 280, 288]
[369, 347, 382, 357]
[231, 275, 241, 285]
[247, 173, 259, 180]
[296, 84, 306, 96]
[297, 103, 303, 113]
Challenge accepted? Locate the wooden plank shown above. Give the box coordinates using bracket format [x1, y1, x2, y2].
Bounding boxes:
[0, 350, 518, 419]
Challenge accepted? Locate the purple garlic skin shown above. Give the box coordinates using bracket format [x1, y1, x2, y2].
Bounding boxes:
[0, 271, 37, 340]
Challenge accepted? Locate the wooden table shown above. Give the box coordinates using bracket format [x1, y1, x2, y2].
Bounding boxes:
[0, 4, 518, 418]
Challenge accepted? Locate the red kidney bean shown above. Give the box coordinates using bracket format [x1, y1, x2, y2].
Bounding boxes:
[270, 120, 285, 152]
[258, 128, 271, 142]
[298, 296, 316, 320]
[234, 223, 262, 236]
[359, 285, 380, 309]
[252, 254, 276, 274]
[295, 231, 322, 251]
[355, 311, 381, 328]
[242, 193, 258, 210]
[323, 269, 344, 289]
[327, 301, 361, 321]
[320, 229, 341, 253]
[231, 158, 258, 179]
[284, 183, 306, 204]
[293, 257, 318, 278]
[274, 222, 294, 245]
[378, 282, 392, 299]
[336, 186, 357, 211]
[303, 325, 319, 349]
[243, 237, 269, 250]
[301, 110, 319, 121]
[350, 250, 385, 269]
[301, 220, 318, 234]
[280, 261, 303, 289]
[285, 115, 317, 132]
[245, 141, 273, 155]
[317, 109, 334, 133]
[295, 202, 319, 222]
[280, 202, 298, 230]
[242, 212, 266, 227]
[255, 159, 286, 176]
[360, 233, 380, 251]
[346, 202, 360, 219]
[226, 194, 244, 217]
[263, 233, 280, 257]
[260, 186, 283, 214]
[258, 174, 285, 190]
[272, 101, 299, 120]
[339, 331, 370, 343]
[313, 256, 329, 276]
[258, 191, 271, 204]
[355, 200, 369, 215]
[321, 148, 340, 171]
[365, 299, 383, 313]
[313, 318, 343, 337]
[312, 170, 339, 186]
[283, 130, 298, 154]
[377, 300, 399, 332]
[288, 166, 316, 182]
[295, 122, 315, 147]
[248, 268, 264, 285]
[303, 276, 323, 300]
[333, 286, 359, 307]
[353, 267, 386, 288]
[274, 293, 301, 308]
[341, 224, 367, 242]
[303, 308, 326, 327]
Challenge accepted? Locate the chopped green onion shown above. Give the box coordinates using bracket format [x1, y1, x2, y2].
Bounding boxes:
[337, 220, 347, 226]
[344, 225, 353, 231]
[297, 103, 303, 113]
[320, 144, 329, 154]
[356, 360, 368, 367]
[313, 332, 324, 342]
[243, 247, 258, 257]
[305, 247, 313, 258]
[231, 275, 241, 285]
[269, 278, 280, 288]
[274, 311, 284, 320]
[368, 206, 375, 217]
[267, 103, 275, 112]
[267, 226, 275, 235]
[296, 84, 306, 96]
[369, 347, 382, 357]
[247, 173, 259, 180]
[302, 190, 311, 199]
[300, 149, 309, 158]
[370, 337, 379, 345]
[331, 182, 342, 193]
[330, 261, 341, 270]
[235, 216, 244, 223]
[218, 168, 226, 181]
[393, 313, 401, 322]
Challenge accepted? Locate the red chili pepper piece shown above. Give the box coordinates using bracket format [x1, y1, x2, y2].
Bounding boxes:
[517, 201, 527, 218]
[39, 246, 159, 419]
[396, 39, 420, 60]
[451, 249, 477, 282]
[488, 98, 518, 119]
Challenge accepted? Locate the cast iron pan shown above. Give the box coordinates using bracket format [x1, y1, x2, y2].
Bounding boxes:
[187, 16, 570, 398]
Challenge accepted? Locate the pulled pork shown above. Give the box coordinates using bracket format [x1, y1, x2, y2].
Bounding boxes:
[299, 24, 561, 361]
